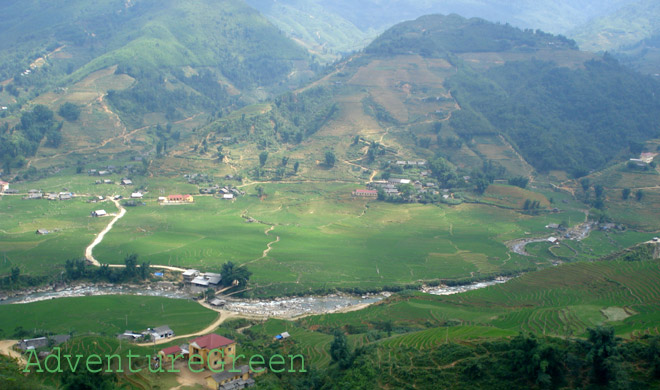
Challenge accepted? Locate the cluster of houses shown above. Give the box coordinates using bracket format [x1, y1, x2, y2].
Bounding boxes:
[94, 177, 135, 186]
[362, 178, 447, 199]
[88, 161, 144, 177]
[199, 185, 244, 200]
[156, 333, 260, 389]
[24, 190, 74, 201]
[394, 160, 427, 167]
[183, 269, 223, 290]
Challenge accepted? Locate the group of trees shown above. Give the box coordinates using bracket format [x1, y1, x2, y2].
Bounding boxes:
[63, 254, 150, 284]
[1, 105, 62, 174]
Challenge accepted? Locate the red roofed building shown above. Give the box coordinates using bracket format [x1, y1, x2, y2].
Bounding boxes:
[189, 334, 236, 370]
[352, 189, 378, 197]
[167, 194, 194, 203]
[158, 345, 183, 363]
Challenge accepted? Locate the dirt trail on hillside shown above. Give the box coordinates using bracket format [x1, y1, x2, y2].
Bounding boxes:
[0, 340, 26, 367]
[84, 198, 187, 272]
[85, 199, 127, 266]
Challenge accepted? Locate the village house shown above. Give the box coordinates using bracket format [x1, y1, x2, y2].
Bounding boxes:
[206, 365, 255, 389]
[640, 152, 657, 164]
[149, 325, 175, 340]
[59, 192, 73, 200]
[117, 331, 143, 341]
[222, 194, 234, 200]
[209, 298, 226, 307]
[121, 179, 133, 186]
[36, 229, 50, 235]
[27, 192, 43, 199]
[17, 335, 70, 351]
[352, 189, 378, 197]
[92, 210, 108, 217]
[548, 237, 560, 244]
[183, 269, 199, 280]
[167, 194, 194, 203]
[131, 192, 143, 199]
[158, 345, 185, 363]
[189, 334, 237, 371]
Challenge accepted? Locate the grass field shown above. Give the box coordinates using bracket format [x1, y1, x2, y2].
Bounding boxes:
[92, 181, 553, 295]
[0, 295, 216, 337]
[299, 257, 660, 339]
[0, 196, 112, 275]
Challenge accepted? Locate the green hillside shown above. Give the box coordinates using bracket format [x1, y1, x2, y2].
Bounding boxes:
[571, 0, 660, 52]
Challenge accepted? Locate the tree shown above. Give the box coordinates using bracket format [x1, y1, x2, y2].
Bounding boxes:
[594, 185, 604, 198]
[474, 177, 489, 195]
[10, 267, 20, 283]
[581, 178, 591, 192]
[220, 261, 252, 288]
[256, 185, 265, 198]
[216, 145, 224, 161]
[281, 156, 289, 167]
[330, 330, 352, 369]
[58, 102, 81, 121]
[508, 176, 529, 189]
[622, 188, 631, 200]
[123, 254, 138, 278]
[259, 151, 268, 167]
[325, 150, 336, 167]
[139, 262, 150, 280]
[293, 161, 300, 174]
[636, 189, 644, 201]
[587, 326, 621, 386]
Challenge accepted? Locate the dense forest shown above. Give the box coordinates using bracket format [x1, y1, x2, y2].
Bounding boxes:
[446, 55, 660, 174]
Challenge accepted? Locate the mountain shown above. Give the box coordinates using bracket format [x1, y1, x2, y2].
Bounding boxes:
[186, 13, 660, 185]
[570, 0, 660, 52]
[0, 0, 313, 173]
[247, 0, 634, 61]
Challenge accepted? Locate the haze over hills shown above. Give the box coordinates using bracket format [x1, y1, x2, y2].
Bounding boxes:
[247, 0, 635, 61]
[571, 0, 660, 52]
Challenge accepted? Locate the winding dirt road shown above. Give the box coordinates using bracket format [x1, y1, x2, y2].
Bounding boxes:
[84, 198, 187, 272]
[135, 310, 235, 347]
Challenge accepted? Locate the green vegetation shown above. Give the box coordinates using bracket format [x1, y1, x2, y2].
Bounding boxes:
[0, 295, 216, 337]
[447, 55, 660, 174]
[367, 14, 576, 57]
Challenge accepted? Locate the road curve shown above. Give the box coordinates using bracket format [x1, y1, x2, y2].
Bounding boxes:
[84, 198, 187, 273]
[85, 198, 126, 266]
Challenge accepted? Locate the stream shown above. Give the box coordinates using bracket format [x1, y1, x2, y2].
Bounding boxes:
[0, 278, 513, 318]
